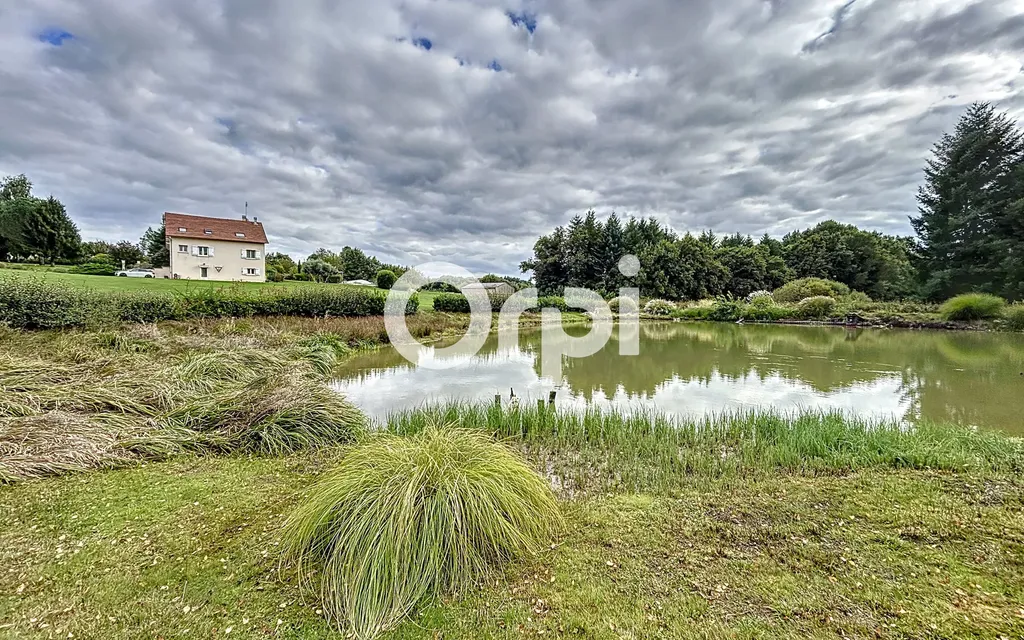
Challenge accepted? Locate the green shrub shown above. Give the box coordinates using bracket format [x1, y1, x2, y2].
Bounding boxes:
[940, 293, 1006, 322]
[375, 269, 396, 290]
[281, 426, 562, 638]
[609, 296, 639, 315]
[433, 292, 471, 313]
[643, 299, 676, 316]
[708, 299, 743, 321]
[326, 274, 343, 284]
[489, 294, 511, 312]
[797, 295, 837, 319]
[838, 290, 872, 306]
[741, 301, 793, 322]
[1004, 304, 1024, 331]
[530, 296, 567, 312]
[75, 254, 116, 276]
[773, 278, 851, 303]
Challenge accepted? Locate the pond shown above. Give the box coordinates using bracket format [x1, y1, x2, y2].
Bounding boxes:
[332, 322, 1024, 435]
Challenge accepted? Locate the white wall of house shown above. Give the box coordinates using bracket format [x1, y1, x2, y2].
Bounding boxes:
[168, 237, 266, 281]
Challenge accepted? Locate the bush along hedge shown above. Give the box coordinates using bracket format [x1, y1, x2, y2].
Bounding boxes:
[0, 277, 418, 329]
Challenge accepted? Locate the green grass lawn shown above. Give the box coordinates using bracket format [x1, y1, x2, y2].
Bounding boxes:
[0, 267, 439, 310]
[2, 456, 1022, 639]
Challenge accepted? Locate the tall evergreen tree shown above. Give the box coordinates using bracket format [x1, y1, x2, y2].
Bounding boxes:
[912, 102, 1024, 300]
[141, 225, 170, 268]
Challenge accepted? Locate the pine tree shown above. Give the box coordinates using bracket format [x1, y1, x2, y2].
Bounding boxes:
[912, 103, 1024, 300]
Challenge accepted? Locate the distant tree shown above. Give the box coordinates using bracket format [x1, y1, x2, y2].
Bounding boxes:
[266, 252, 297, 275]
[338, 246, 379, 281]
[308, 248, 344, 273]
[81, 240, 116, 258]
[376, 269, 397, 290]
[303, 257, 338, 283]
[140, 225, 169, 268]
[0, 174, 32, 201]
[0, 175, 81, 263]
[716, 244, 769, 298]
[109, 241, 144, 268]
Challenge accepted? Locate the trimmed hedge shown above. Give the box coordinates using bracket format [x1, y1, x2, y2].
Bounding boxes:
[431, 292, 583, 314]
[433, 293, 472, 313]
[0, 277, 418, 329]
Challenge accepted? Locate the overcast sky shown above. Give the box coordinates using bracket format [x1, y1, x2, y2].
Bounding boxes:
[2, 0, 1023, 274]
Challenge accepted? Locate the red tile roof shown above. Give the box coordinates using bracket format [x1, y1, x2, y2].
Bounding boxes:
[163, 212, 269, 245]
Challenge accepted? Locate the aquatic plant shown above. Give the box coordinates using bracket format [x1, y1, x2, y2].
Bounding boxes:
[385, 403, 1024, 494]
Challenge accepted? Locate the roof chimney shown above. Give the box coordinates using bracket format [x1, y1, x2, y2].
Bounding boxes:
[242, 214, 248, 221]
[253, 216, 258, 222]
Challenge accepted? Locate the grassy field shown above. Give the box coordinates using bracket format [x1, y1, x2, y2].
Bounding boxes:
[3, 319, 1024, 638]
[2, 456, 1022, 639]
[0, 267, 440, 310]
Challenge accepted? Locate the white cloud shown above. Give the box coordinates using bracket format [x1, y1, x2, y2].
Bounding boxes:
[1, 0, 1023, 274]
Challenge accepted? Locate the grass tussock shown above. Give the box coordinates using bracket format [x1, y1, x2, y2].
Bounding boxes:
[0, 331, 365, 482]
[385, 403, 1024, 494]
[282, 425, 562, 639]
[940, 292, 1007, 321]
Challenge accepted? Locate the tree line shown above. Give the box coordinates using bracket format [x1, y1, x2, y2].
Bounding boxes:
[522, 102, 1024, 302]
[0, 175, 82, 264]
[521, 212, 916, 301]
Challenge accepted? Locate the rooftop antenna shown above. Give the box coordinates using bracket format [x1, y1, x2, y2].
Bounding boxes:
[245, 201, 248, 219]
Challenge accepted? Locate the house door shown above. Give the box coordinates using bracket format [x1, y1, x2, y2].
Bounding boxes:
[200, 267, 208, 279]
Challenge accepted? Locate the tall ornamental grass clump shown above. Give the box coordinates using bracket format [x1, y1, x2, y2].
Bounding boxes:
[939, 293, 1006, 321]
[282, 425, 562, 639]
[1004, 303, 1024, 331]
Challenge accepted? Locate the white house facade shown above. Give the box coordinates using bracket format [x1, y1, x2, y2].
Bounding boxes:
[164, 212, 268, 282]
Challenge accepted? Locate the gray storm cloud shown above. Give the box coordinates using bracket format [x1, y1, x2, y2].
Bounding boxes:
[1, 0, 1023, 274]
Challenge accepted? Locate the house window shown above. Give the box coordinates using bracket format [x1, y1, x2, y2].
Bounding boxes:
[204, 229, 213, 235]
[198, 246, 210, 257]
[245, 267, 257, 276]
[200, 267, 208, 278]
[177, 227, 187, 232]
[178, 244, 188, 253]
[245, 249, 257, 259]
[235, 232, 246, 238]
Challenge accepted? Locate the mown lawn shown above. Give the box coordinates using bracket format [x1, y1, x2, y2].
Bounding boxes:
[2, 455, 1022, 639]
[0, 267, 439, 310]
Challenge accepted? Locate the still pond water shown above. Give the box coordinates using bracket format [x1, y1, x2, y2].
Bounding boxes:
[332, 322, 1024, 435]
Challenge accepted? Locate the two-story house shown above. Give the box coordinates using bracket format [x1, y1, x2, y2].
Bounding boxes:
[164, 212, 268, 281]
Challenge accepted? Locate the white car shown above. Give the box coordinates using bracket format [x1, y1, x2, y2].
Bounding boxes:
[115, 268, 155, 278]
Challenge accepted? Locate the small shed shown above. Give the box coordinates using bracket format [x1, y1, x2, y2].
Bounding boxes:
[464, 281, 515, 296]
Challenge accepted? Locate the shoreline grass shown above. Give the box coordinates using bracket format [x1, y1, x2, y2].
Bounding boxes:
[384, 403, 1024, 494]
